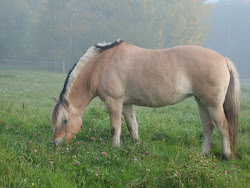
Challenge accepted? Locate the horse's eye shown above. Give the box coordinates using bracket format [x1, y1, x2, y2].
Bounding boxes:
[63, 119, 68, 124]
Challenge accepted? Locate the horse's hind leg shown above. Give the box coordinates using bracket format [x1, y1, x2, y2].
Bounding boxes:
[122, 104, 139, 140]
[195, 97, 215, 155]
[208, 106, 232, 159]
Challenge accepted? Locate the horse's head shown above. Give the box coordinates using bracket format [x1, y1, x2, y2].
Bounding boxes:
[50, 97, 82, 145]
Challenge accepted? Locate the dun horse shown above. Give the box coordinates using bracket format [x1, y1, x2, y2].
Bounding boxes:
[51, 40, 240, 159]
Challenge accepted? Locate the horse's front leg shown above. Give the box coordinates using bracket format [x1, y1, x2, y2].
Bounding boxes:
[122, 104, 139, 140]
[105, 97, 123, 147]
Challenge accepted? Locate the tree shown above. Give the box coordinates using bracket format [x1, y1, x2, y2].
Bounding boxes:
[142, 0, 209, 48]
[0, 0, 211, 72]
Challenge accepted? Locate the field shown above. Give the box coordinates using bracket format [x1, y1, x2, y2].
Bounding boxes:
[0, 66, 249, 187]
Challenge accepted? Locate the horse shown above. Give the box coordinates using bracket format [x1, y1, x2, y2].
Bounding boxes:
[51, 39, 240, 159]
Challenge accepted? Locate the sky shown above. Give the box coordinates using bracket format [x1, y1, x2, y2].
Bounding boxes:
[206, 0, 219, 3]
[207, 0, 250, 3]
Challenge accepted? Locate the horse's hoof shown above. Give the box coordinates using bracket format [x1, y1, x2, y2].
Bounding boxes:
[132, 136, 139, 140]
[222, 154, 232, 160]
[200, 154, 210, 158]
[111, 142, 120, 148]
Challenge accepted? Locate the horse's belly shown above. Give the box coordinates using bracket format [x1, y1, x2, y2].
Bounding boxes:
[123, 88, 192, 107]
[123, 72, 193, 107]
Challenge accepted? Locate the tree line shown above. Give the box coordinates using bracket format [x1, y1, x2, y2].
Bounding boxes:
[0, 0, 210, 72]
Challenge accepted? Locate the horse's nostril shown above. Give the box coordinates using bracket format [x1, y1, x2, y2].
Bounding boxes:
[51, 141, 57, 146]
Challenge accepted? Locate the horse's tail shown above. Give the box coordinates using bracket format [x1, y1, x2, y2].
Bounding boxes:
[224, 58, 241, 154]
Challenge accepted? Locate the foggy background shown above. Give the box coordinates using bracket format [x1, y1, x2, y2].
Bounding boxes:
[205, 0, 250, 79]
[0, 0, 249, 79]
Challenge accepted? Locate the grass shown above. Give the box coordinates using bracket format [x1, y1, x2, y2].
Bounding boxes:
[0, 66, 249, 187]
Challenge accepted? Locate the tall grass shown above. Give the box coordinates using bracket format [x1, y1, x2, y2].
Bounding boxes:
[0, 67, 249, 187]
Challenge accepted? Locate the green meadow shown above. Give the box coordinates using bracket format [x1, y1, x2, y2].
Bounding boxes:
[0, 66, 249, 187]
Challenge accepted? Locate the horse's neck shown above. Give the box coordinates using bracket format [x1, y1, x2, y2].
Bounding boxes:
[68, 65, 95, 111]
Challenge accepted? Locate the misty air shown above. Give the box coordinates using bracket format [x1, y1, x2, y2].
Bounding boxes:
[0, 0, 249, 187]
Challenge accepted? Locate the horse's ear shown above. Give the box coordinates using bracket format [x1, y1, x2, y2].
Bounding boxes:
[52, 97, 58, 103]
[63, 98, 70, 107]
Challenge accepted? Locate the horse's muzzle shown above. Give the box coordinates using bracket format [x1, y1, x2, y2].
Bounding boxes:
[51, 137, 64, 146]
[51, 141, 58, 146]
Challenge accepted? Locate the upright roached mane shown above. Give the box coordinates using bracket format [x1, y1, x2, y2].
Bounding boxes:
[51, 39, 240, 160]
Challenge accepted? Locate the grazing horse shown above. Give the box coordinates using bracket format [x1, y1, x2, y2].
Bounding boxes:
[51, 39, 240, 159]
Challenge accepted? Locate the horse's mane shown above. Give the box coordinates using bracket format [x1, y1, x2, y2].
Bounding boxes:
[95, 39, 124, 51]
[59, 39, 124, 101]
[51, 101, 60, 128]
